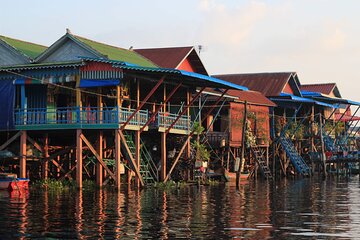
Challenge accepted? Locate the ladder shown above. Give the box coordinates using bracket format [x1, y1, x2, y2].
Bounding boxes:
[279, 136, 310, 176]
[250, 144, 272, 179]
[123, 132, 158, 185]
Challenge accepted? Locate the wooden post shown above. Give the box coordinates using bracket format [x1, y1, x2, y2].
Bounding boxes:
[319, 113, 327, 177]
[42, 133, 49, 179]
[236, 101, 247, 189]
[135, 78, 141, 188]
[186, 88, 191, 160]
[96, 131, 103, 187]
[161, 84, 167, 181]
[76, 129, 83, 188]
[310, 105, 315, 174]
[135, 131, 141, 188]
[161, 132, 167, 181]
[115, 130, 121, 188]
[19, 130, 27, 178]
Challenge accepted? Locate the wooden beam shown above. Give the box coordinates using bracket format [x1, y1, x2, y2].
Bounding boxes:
[164, 90, 229, 182]
[118, 130, 144, 187]
[19, 131, 27, 178]
[165, 87, 205, 135]
[0, 131, 21, 151]
[140, 83, 182, 132]
[26, 135, 43, 153]
[80, 133, 116, 180]
[164, 135, 191, 182]
[121, 76, 165, 130]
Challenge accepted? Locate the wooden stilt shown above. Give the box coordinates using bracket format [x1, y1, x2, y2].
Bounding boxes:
[115, 129, 121, 189]
[161, 132, 166, 181]
[76, 129, 83, 188]
[186, 89, 191, 159]
[42, 134, 49, 179]
[96, 131, 103, 187]
[237, 101, 247, 189]
[135, 78, 141, 188]
[135, 131, 141, 188]
[19, 130, 27, 178]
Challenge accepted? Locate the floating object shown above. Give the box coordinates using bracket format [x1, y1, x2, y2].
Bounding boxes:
[0, 173, 29, 191]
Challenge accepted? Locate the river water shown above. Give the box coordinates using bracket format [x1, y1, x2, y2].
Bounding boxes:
[1, 176, 360, 239]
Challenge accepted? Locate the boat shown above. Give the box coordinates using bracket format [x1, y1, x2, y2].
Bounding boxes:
[0, 173, 29, 191]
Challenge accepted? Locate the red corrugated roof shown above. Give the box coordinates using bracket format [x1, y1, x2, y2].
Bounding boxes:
[134, 46, 208, 75]
[228, 90, 277, 106]
[204, 88, 276, 107]
[213, 72, 295, 97]
[300, 83, 336, 95]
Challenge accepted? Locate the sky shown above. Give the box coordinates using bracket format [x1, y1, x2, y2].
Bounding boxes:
[1, 0, 360, 105]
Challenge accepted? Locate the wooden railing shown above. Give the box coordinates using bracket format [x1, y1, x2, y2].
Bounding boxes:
[14, 107, 148, 126]
[157, 112, 191, 132]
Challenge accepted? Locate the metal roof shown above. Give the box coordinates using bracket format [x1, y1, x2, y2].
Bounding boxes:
[301, 91, 360, 106]
[228, 90, 276, 107]
[213, 72, 299, 97]
[135, 46, 208, 75]
[111, 63, 248, 90]
[0, 35, 47, 59]
[0, 61, 84, 71]
[179, 70, 248, 91]
[300, 83, 341, 98]
[271, 93, 336, 108]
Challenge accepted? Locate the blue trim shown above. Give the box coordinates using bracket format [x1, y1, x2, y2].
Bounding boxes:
[276, 93, 336, 108]
[179, 70, 248, 91]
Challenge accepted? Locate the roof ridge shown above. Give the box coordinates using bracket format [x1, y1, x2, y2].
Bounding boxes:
[135, 46, 193, 50]
[0, 35, 47, 48]
[214, 71, 295, 76]
[301, 83, 336, 86]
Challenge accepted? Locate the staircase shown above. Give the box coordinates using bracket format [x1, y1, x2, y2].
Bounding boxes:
[250, 144, 272, 179]
[279, 137, 310, 176]
[123, 132, 158, 185]
[323, 134, 337, 152]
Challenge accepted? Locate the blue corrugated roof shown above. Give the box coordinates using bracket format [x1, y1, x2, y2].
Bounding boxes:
[273, 93, 336, 108]
[179, 70, 248, 91]
[79, 57, 248, 90]
[301, 90, 360, 106]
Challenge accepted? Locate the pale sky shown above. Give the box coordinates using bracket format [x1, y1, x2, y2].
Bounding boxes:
[1, 0, 360, 105]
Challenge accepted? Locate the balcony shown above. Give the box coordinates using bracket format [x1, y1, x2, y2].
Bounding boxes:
[14, 107, 148, 130]
[156, 112, 191, 134]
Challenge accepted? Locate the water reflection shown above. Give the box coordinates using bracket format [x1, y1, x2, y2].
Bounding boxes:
[0, 177, 360, 239]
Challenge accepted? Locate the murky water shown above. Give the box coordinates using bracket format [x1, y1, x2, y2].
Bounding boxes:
[1, 176, 360, 239]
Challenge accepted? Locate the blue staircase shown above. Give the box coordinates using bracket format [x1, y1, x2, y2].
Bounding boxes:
[279, 136, 311, 176]
[123, 132, 158, 185]
[323, 133, 337, 152]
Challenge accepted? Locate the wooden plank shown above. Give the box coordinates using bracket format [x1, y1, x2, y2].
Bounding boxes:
[0, 131, 21, 151]
[80, 133, 116, 180]
[118, 130, 144, 187]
